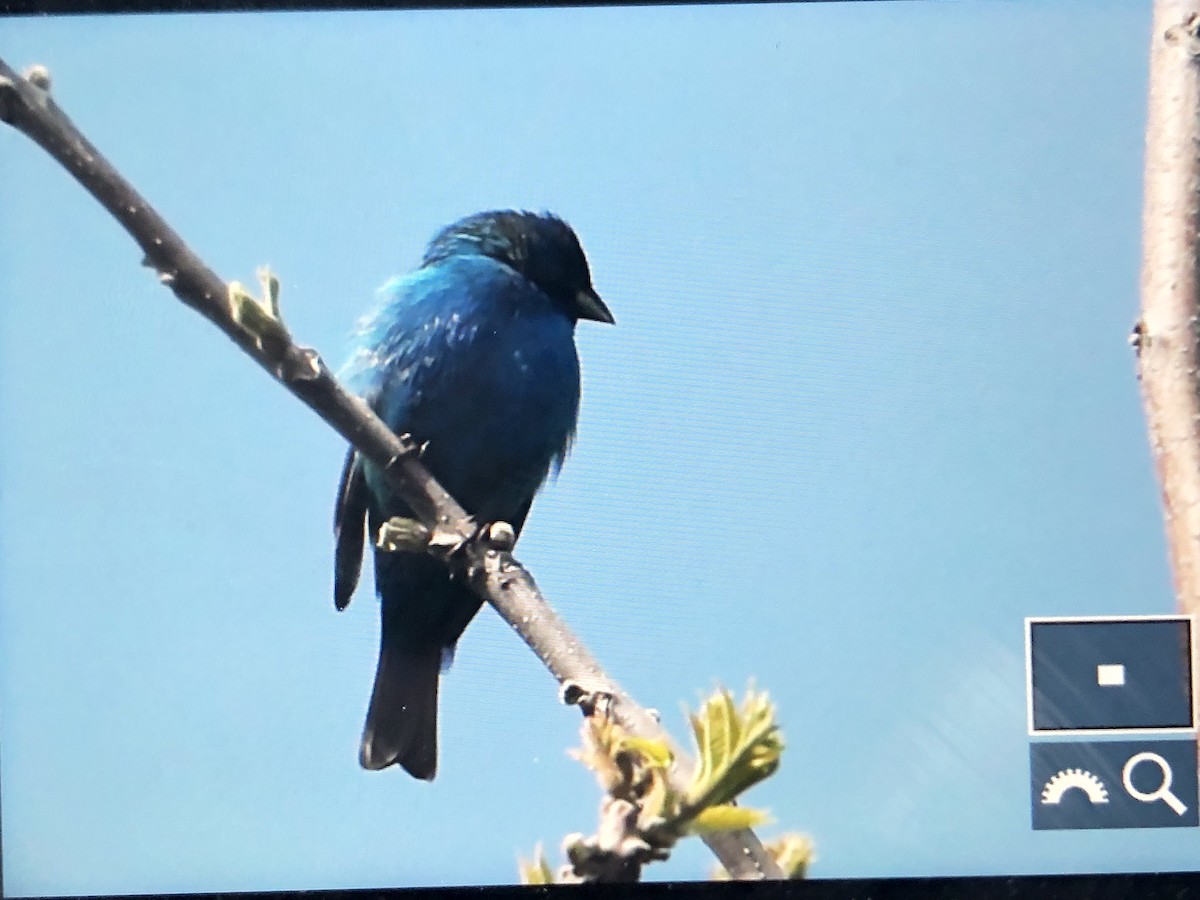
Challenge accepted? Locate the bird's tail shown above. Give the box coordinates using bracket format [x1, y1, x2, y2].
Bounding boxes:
[359, 637, 441, 780]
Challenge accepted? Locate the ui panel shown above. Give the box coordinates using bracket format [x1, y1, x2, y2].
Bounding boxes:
[1026, 616, 1197, 831]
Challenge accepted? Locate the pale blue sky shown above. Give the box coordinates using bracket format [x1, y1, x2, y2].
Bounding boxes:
[0, 2, 1183, 895]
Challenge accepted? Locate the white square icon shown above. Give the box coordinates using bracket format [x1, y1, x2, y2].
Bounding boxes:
[1097, 664, 1126, 687]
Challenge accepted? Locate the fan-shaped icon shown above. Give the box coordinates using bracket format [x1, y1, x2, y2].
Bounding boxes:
[1041, 768, 1109, 805]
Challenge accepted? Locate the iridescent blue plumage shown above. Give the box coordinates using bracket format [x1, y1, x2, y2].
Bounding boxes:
[334, 211, 612, 780]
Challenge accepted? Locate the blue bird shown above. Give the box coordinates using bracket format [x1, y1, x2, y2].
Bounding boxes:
[333, 210, 613, 780]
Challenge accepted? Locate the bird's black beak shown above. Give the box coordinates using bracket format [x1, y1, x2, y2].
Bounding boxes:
[575, 287, 615, 324]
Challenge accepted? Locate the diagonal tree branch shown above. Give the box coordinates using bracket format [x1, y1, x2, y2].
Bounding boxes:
[0, 57, 783, 881]
[1137, 0, 1200, 621]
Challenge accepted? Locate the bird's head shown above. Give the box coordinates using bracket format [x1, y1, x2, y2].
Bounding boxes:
[422, 210, 614, 324]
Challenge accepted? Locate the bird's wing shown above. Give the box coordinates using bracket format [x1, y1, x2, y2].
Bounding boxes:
[333, 447, 369, 610]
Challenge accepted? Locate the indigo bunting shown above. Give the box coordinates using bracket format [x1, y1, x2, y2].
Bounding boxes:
[333, 210, 613, 780]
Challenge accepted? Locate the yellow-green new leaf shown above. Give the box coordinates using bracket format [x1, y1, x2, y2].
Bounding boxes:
[685, 687, 784, 811]
[770, 833, 816, 879]
[685, 804, 771, 835]
[256, 266, 281, 318]
[518, 846, 556, 885]
[229, 275, 291, 350]
[618, 735, 673, 770]
[570, 715, 626, 794]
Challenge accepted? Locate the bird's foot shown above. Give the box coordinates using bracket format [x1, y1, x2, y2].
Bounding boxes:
[376, 516, 431, 552]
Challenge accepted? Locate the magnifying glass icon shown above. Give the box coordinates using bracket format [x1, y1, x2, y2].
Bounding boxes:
[1122, 752, 1188, 816]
